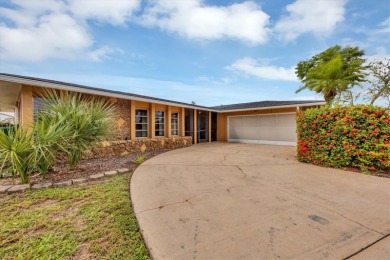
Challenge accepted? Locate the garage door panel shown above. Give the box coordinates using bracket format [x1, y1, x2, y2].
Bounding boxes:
[229, 117, 242, 127]
[258, 115, 276, 126]
[228, 113, 297, 146]
[241, 116, 258, 127]
[276, 127, 296, 142]
[229, 128, 241, 139]
[258, 127, 277, 141]
[239, 127, 261, 140]
[277, 114, 296, 127]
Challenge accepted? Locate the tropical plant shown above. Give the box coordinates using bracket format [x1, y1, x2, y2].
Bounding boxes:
[296, 45, 367, 104]
[133, 154, 146, 166]
[31, 114, 71, 176]
[365, 58, 390, 107]
[0, 126, 34, 183]
[37, 90, 118, 169]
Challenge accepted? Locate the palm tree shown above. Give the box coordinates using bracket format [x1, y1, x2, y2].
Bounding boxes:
[295, 45, 367, 104]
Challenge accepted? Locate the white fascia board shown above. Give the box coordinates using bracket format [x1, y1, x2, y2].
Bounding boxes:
[0, 75, 219, 112]
[219, 102, 326, 113]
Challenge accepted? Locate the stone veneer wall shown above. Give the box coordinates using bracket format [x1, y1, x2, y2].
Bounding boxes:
[84, 136, 192, 159]
[111, 98, 131, 140]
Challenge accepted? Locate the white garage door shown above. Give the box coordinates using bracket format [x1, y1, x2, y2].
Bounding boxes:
[228, 113, 297, 146]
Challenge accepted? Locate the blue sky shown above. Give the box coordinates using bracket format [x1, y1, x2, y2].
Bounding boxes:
[0, 0, 389, 107]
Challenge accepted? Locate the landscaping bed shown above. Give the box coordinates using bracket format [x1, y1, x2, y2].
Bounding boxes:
[0, 150, 170, 186]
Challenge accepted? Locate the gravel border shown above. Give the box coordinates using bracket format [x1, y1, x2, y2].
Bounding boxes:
[0, 168, 130, 195]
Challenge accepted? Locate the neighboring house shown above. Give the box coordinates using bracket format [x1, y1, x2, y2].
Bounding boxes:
[0, 73, 325, 146]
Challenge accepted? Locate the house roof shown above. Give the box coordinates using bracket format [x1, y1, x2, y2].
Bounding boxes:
[0, 73, 214, 111]
[0, 73, 325, 112]
[211, 100, 324, 111]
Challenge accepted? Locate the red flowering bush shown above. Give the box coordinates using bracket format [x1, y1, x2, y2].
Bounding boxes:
[297, 105, 390, 172]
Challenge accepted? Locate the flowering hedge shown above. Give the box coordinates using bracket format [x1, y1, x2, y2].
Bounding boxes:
[296, 105, 390, 172]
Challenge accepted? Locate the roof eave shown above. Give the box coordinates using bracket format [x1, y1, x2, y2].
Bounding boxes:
[217, 102, 326, 113]
[0, 74, 219, 112]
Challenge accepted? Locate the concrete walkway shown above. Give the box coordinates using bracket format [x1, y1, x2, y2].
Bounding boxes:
[131, 142, 390, 259]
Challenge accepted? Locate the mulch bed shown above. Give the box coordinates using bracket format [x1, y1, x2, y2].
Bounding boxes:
[0, 150, 172, 186]
[344, 167, 389, 178]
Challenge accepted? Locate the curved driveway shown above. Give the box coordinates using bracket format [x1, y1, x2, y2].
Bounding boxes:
[131, 142, 390, 259]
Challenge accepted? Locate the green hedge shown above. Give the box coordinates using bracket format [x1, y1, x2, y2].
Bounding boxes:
[297, 105, 390, 172]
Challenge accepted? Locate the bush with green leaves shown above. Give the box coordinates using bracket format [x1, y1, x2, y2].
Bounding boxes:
[0, 126, 34, 183]
[133, 154, 146, 166]
[38, 91, 118, 169]
[297, 105, 390, 172]
[0, 90, 118, 183]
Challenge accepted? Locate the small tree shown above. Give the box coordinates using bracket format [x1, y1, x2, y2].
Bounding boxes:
[365, 58, 390, 107]
[296, 45, 367, 104]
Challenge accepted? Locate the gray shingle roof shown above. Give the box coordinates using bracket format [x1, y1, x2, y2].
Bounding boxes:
[211, 100, 324, 111]
[0, 73, 324, 111]
[0, 73, 212, 110]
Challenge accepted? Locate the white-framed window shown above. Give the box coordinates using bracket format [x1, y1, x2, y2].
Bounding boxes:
[155, 110, 165, 137]
[171, 112, 179, 136]
[136, 109, 148, 138]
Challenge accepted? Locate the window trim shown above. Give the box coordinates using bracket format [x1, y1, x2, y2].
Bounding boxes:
[171, 112, 179, 136]
[135, 109, 149, 138]
[155, 110, 165, 137]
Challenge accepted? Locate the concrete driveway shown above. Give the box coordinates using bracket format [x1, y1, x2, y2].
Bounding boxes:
[131, 143, 390, 259]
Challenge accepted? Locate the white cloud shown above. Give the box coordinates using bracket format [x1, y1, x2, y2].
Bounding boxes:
[377, 17, 390, 34]
[226, 57, 298, 81]
[196, 76, 234, 85]
[0, 13, 92, 61]
[88, 46, 123, 62]
[366, 47, 390, 63]
[140, 0, 270, 44]
[0, 0, 138, 62]
[275, 0, 347, 41]
[69, 0, 140, 25]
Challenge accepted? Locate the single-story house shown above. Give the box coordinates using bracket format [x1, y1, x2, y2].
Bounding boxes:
[0, 73, 325, 146]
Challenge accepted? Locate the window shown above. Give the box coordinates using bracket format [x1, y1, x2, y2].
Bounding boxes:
[155, 110, 165, 137]
[171, 112, 179, 136]
[136, 109, 148, 137]
[33, 97, 45, 116]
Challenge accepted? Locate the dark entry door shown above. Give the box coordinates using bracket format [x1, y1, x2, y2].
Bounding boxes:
[185, 109, 194, 144]
[197, 110, 208, 142]
[211, 112, 217, 141]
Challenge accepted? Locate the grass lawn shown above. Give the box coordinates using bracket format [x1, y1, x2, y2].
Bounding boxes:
[0, 173, 149, 260]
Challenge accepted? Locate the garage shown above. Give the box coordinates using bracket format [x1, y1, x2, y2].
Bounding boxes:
[228, 113, 297, 146]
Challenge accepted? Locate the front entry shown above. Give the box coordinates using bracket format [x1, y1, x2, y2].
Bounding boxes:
[197, 110, 208, 143]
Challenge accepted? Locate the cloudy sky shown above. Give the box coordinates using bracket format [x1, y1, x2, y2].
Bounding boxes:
[0, 0, 389, 106]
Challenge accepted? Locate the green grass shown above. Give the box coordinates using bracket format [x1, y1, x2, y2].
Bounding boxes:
[0, 174, 149, 260]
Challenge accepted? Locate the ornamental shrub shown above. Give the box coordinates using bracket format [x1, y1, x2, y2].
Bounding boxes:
[296, 105, 390, 172]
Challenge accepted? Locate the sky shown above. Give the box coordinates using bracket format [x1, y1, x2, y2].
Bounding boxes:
[0, 0, 389, 107]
